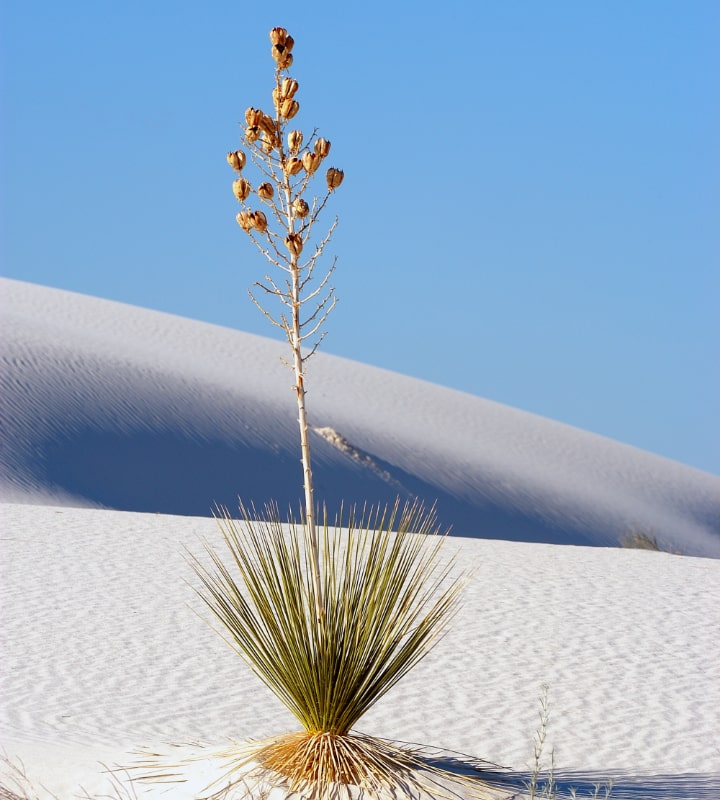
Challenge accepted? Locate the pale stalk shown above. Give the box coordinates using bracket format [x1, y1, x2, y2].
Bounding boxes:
[280, 94, 324, 626]
[290, 249, 324, 622]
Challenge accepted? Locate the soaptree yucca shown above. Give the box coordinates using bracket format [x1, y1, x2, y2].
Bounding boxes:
[190, 501, 506, 800]
[191, 26, 501, 800]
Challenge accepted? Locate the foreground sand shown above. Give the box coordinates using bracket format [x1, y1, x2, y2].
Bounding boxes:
[1, 503, 719, 798]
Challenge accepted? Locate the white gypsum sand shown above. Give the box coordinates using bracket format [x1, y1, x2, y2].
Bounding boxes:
[1, 278, 719, 798]
[0, 503, 719, 798]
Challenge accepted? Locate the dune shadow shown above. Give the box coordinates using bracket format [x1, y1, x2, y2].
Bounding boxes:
[42, 429, 307, 516]
[38, 425, 591, 545]
[319, 444, 596, 545]
[419, 758, 720, 800]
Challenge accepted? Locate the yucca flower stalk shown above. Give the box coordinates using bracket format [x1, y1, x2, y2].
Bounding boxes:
[226, 28, 344, 621]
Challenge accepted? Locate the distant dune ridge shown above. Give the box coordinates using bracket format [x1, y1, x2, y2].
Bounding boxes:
[1, 276, 719, 556]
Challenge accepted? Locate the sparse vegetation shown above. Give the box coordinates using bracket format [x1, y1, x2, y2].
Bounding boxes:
[0, 753, 43, 800]
[0, 753, 139, 800]
[620, 525, 680, 554]
[525, 685, 556, 799]
[524, 687, 613, 800]
[620, 526, 661, 551]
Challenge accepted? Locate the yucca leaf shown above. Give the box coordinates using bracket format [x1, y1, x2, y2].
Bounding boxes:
[190, 499, 465, 735]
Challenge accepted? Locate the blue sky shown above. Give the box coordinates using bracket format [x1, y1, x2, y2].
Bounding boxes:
[2, 1, 718, 475]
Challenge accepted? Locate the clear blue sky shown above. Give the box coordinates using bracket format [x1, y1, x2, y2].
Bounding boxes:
[2, 1, 718, 475]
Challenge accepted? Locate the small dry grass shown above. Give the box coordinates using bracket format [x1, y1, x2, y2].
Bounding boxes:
[0, 753, 139, 800]
[1, 754, 45, 800]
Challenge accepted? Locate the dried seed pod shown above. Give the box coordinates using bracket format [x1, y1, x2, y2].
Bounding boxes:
[261, 133, 277, 153]
[269, 28, 294, 67]
[280, 98, 300, 119]
[257, 182, 274, 201]
[292, 198, 310, 218]
[232, 177, 251, 202]
[314, 138, 331, 158]
[269, 27, 289, 46]
[251, 210, 268, 232]
[285, 232, 303, 257]
[287, 130, 303, 153]
[236, 211, 254, 232]
[326, 167, 344, 191]
[281, 78, 299, 98]
[245, 125, 260, 143]
[302, 151, 321, 174]
[272, 88, 283, 109]
[259, 114, 276, 136]
[244, 107, 263, 127]
[226, 150, 246, 171]
[284, 157, 303, 175]
[272, 49, 293, 70]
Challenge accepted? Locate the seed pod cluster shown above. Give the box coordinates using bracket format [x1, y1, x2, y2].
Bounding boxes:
[244, 109, 280, 153]
[228, 27, 345, 247]
[274, 78, 300, 120]
[270, 27, 294, 70]
[236, 209, 268, 233]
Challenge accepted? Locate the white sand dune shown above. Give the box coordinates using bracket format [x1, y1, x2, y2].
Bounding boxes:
[1, 277, 719, 556]
[1, 278, 720, 798]
[1, 504, 719, 799]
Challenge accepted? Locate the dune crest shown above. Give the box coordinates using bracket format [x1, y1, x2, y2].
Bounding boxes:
[1, 277, 718, 556]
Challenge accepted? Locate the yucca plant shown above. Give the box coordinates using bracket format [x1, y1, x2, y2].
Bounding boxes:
[188, 500, 508, 799]
[183, 26, 504, 800]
